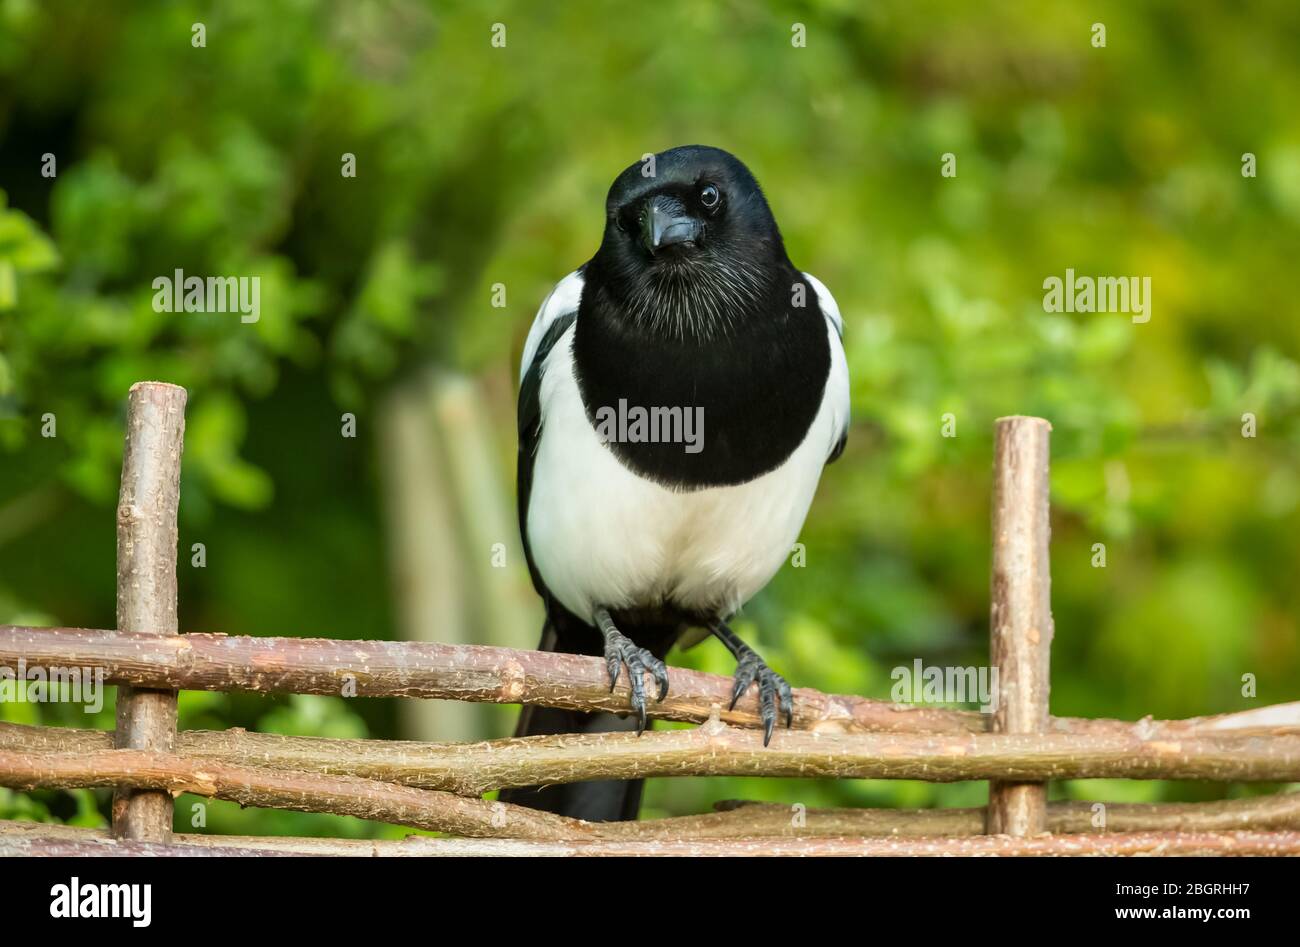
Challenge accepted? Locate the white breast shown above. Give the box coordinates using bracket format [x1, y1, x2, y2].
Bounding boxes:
[526, 316, 846, 625]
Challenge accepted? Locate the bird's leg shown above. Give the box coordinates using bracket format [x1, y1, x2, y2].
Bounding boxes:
[709, 619, 793, 746]
[594, 606, 670, 734]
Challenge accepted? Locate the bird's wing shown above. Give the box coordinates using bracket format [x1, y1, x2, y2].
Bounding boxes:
[803, 272, 850, 464]
[519, 269, 585, 383]
[517, 270, 584, 597]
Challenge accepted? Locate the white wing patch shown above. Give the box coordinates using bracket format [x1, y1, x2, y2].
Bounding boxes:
[804, 272, 850, 460]
[520, 270, 584, 382]
[803, 271, 843, 338]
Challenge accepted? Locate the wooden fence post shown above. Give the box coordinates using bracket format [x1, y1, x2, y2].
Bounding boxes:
[111, 382, 187, 841]
[987, 416, 1053, 836]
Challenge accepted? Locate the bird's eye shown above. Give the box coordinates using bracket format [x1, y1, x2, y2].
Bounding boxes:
[615, 208, 639, 234]
[699, 184, 721, 209]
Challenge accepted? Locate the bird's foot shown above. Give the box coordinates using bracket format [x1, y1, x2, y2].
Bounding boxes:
[595, 608, 669, 733]
[729, 645, 793, 747]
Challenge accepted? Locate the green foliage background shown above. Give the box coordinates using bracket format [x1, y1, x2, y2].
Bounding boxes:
[1, 0, 1298, 836]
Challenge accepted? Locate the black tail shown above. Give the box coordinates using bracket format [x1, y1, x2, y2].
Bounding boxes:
[499, 610, 674, 822]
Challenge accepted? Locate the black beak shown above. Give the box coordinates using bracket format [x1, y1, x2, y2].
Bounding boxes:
[643, 197, 702, 253]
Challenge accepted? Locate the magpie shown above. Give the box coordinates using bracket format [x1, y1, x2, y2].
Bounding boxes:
[500, 145, 849, 822]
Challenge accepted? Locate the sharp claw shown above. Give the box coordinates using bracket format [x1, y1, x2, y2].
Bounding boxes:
[759, 678, 777, 746]
[630, 676, 647, 733]
[729, 678, 744, 711]
[607, 656, 620, 692]
[651, 660, 670, 701]
[729, 666, 754, 711]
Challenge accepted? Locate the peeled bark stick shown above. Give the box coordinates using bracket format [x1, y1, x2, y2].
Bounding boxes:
[0, 748, 594, 841]
[4, 723, 1299, 795]
[987, 416, 1053, 836]
[5, 625, 1294, 739]
[112, 381, 187, 842]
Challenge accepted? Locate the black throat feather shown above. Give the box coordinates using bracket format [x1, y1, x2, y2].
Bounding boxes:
[573, 256, 830, 490]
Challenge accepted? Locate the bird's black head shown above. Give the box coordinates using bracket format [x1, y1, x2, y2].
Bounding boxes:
[588, 145, 792, 339]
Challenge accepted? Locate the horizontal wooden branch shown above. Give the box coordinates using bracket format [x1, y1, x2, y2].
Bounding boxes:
[7, 724, 1299, 842]
[0, 625, 969, 734]
[4, 719, 1300, 795]
[0, 748, 593, 841]
[2, 819, 1298, 856]
[5, 722, 1298, 837]
[696, 794, 1300, 838]
[0, 819, 394, 855]
[2, 625, 1296, 738]
[1, 830, 304, 857]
